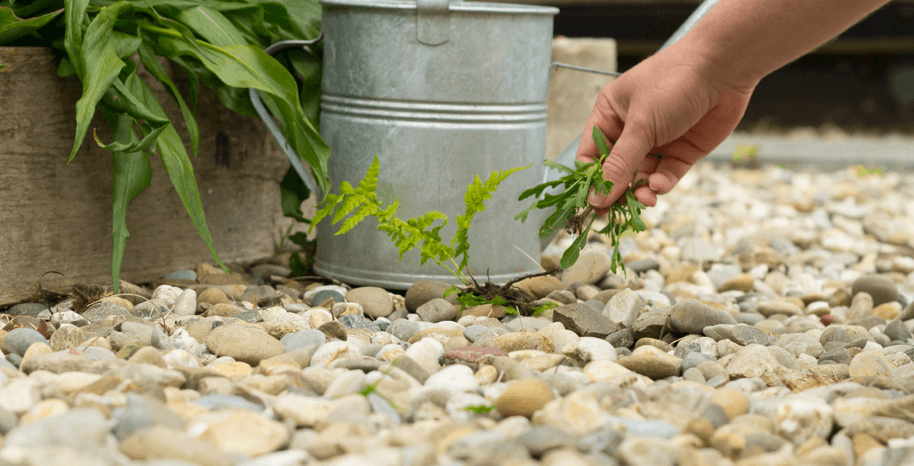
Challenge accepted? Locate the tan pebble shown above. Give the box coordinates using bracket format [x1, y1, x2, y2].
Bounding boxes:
[665, 264, 698, 283]
[430, 422, 479, 455]
[21, 398, 69, 423]
[709, 388, 751, 420]
[874, 302, 900, 320]
[852, 432, 881, 459]
[101, 296, 134, 311]
[21, 342, 53, 365]
[493, 332, 555, 353]
[796, 436, 829, 457]
[209, 360, 253, 380]
[475, 365, 498, 385]
[257, 353, 303, 376]
[205, 303, 245, 317]
[168, 401, 210, 423]
[494, 378, 555, 417]
[198, 288, 231, 305]
[685, 416, 715, 446]
[129, 346, 167, 368]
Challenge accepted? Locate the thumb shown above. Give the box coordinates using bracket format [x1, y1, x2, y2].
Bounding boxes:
[587, 122, 656, 209]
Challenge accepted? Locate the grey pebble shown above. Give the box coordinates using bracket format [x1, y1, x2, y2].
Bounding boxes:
[280, 329, 328, 352]
[5, 327, 48, 356]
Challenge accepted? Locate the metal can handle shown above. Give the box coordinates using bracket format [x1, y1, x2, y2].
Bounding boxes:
[248, 34, 324, 200]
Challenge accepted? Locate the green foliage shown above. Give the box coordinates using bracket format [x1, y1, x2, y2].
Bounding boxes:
[516, 126, 647, 274]
[311, 156, 530, 281]
[463, 405, 495, 414]
[0, 0, 327, 293]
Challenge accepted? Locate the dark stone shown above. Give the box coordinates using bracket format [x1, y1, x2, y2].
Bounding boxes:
[386, 308, 408, 322]
[606, 328, 635, 349]
[847, 315, 887, 330]
[5, 327, 48, 356]
[235, 310, 263, 323]
[516, 426, 577, 458]
[317, 321, 348, 341]
[6, 303, 49, 317]
[852, 274, 900, 307]
[390, 355, 430, 384]
[553, 303, 619, 338]
[338, 314, 381, 332]
[405, 280, 454, 312]
[818, 348, 853, 365]
[668, 300, 737, 335]
[386, 320, 420, 342]
[311, 289, 345, 307]
[626, 258, 660, 274]
[631, 307, 673, 341]
[886, 321, 913, 342]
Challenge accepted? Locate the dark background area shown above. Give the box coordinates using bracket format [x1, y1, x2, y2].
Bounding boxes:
[554, 2, 914, 134]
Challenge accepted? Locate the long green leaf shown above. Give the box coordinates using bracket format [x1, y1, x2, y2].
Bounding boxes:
[101, 107, 153, 295]
[137, 42, 199, 155]
[177, 5, 246, 47]
[0, 6, 62, 44]
[118, 58, 228, 272]
[67, 1, 129, 162]
[63, 0, 89, 76]
[93, 123, 166, 152]
[143, 24, 330, 193]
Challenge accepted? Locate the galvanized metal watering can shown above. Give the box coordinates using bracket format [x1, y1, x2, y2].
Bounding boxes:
[251, 0, 718, 289]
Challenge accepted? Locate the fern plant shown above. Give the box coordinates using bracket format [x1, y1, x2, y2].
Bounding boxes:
[309, 156, 530, 282]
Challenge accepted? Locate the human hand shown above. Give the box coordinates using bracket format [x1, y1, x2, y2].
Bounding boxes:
[577, 42, 755, 210]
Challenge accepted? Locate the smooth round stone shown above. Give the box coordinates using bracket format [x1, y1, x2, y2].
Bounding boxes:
[516, 425, 577, 457]
[719, 274, 754, 293]
[710, 388, 751, 420]
[151, 285, 183, 307]
[464, 325, 486, 343]
[424, 364, 479, 393]
[164, 269, 197, 282]
[387, 319, 421, 341]
[602, 289, 642, 329]
[615, 345, 682, 379]
[561, 250, 612, 286]
[515, 275, 565, 299]
[404, 338, 444, 375]
[848, 292, 875, 321]
[279, 329, 327, 352]
[311, 289, 345, 306]
[6, 303, 49, 317]
[205, 324, 285, 366]
[757, 300, 804, 317]
[849, 351, 895, 378]
[416, 298, 457, 323]
[852, 274, 899, 307]
[668, 299, 737, 334]
[405, 280, 454, 311]
[198, 288, 230, 305]
[303, 285, 347, 303]
[345, 287, 394, 319]
[545, 290, 577, 305]
[5, 328, 48, 357]
[775, 333, 824, 358]
[171, 289, 197, 317]
[494, 378, 556, 418]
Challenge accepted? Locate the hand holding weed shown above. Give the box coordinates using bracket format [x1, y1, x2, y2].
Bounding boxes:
[577, 42, 755, 210]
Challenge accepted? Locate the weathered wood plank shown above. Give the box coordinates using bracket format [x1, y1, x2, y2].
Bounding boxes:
[0, 47, 301, 305]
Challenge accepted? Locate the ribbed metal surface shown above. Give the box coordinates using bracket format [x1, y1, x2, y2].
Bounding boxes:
[315, 0, 556, 289]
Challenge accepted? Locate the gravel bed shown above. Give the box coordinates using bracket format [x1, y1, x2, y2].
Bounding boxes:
[3, 162, 914, 466]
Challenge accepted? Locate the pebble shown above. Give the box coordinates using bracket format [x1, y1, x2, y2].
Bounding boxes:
[4, 164, 914, 464]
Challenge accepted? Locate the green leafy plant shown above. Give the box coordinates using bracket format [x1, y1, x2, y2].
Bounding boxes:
[463, 404, 495, 414]
[516, 126, 647, 274]
[309, 155, 530, 283]
[0, 0, 327, 293]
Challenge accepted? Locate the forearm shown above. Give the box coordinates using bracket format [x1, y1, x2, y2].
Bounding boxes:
[677, 0, 891, 88]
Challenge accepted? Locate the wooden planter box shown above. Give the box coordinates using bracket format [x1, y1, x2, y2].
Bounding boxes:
[0, 47, 303, 306]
